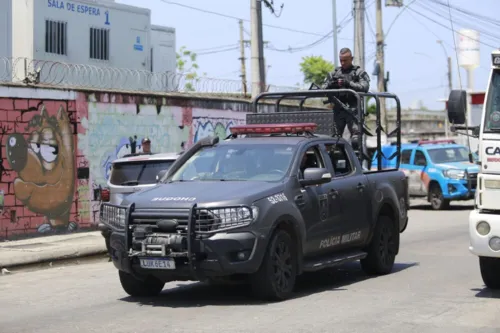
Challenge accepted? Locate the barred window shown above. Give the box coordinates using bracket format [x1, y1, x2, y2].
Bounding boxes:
[45, 20, 67, 55]
[90, 27, 110, 60]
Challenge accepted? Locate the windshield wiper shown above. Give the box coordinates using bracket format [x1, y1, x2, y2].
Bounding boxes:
[121, 180, 139, 186]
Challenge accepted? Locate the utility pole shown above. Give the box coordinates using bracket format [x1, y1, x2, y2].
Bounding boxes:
[250, 0, 266, 98]
[375, 0, 387, 131]
[353, 0, 367, 166]
[239, 20, 248, 95]
[353, 0, 365, 70]
[332, 0, 338, 67]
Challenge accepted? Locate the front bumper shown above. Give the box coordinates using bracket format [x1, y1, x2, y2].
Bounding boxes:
[469, 210, 500, 258]
[443, 174, 477, 200]
[101, 203, 268, 282]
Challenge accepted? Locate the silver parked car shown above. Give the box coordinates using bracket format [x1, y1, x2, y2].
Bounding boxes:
[100, 152, 181, 205]
[99, 152, 181, 251]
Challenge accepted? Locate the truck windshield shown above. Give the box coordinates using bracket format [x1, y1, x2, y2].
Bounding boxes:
[427, 147, 470, 164]
[170, 143, 296, 182]
[110, 160, 175, 186]
[484, 69, 500, 132]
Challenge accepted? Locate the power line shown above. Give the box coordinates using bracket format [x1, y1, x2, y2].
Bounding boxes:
[406, 6, 497, 48]
[268, 31, 334, 53]
[385, 0, 417, 38]
[426, 0, 500, 28]
[417, 1, 500, 44]
[159, 0, 352, 40]
[267, 0, 377, 53]
[405, 9, 489, 72]
[192, 44, 239, 53]
[197, 47, 239, 56]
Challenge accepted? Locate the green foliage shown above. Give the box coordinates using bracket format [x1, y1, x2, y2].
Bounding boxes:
[176, 46, 205, 92]
[366, 96, 377, 115]
[299, 55, 334, 86]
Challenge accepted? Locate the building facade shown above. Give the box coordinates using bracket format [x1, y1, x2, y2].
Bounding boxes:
[0, 0, 176, 90]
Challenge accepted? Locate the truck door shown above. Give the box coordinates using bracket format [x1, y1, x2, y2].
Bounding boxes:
[294, 144, 330, 257]
[408, 149, 429, 196]
[319, 142, 369, 252]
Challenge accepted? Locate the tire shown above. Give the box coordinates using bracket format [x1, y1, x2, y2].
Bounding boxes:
[479, 256, 500, 289]
[361, 215, 398, 275]
[429, 184, 450, 210]
[118, 270, 165, 297]
[250, 229, 298, 302]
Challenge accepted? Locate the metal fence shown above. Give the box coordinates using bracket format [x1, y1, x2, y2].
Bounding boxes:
[0, 57, 298, 95]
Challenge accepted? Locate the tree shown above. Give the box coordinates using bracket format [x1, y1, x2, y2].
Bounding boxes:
[176, 46, 206, 92]
[299, 55, 334, 86]
[366, 96, 377, 115]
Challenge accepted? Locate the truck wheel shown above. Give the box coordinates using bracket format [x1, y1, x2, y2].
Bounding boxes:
[429, 185, 450, 210]
[250, 229, 298, 301]
[479, 256, 500, 289]
[361, 215, 397, 275]
[118, 270, 165, 297]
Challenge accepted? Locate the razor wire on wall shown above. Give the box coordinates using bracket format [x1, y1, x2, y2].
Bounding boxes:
[0, 57, 299, 95]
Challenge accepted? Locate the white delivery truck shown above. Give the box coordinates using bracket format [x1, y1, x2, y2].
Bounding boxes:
[447, 50, 500, 289]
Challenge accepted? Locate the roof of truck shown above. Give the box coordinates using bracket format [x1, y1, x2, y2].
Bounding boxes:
[221, 134, 347, 146]
[112, 152, 182, 164]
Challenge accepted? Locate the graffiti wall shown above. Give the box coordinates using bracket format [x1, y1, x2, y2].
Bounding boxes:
[0, 92, 86, 237]
[0, 87, 248, 239]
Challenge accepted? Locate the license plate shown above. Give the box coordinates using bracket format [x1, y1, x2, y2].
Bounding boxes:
[139, 258, 176, 270]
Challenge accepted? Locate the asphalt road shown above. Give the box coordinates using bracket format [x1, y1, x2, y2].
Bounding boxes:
[2, 200, 500, 333]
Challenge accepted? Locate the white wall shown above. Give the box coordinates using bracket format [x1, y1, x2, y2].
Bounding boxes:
[11, 0, 34, 60]
[33, 0, 151, 70]
[150, 25, 176, 74]
[0, 0, 12, 60]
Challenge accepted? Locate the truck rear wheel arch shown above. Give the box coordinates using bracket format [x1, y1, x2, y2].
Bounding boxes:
[270, 217, 304, 275]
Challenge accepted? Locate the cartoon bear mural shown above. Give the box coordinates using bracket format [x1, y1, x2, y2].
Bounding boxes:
[5, 104, 77, 233]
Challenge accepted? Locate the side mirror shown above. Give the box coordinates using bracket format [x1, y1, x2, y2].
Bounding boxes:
[156, 169, 168, 182]
[300, 168, 332, 186]
[447, 89, 467, 124]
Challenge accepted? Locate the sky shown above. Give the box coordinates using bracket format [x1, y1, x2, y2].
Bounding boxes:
[116, 0, 499, 110]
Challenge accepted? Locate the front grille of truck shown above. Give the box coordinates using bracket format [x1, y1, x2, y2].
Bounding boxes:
[468, 172, 478, 189]
[130, 208, 190, 234]
[129, 207, 246, 235]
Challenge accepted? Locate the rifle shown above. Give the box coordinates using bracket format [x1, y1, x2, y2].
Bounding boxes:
[308, 82, 372, 137]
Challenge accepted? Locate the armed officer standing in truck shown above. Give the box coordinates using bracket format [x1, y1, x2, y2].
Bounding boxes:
[322, 47, 370, 151]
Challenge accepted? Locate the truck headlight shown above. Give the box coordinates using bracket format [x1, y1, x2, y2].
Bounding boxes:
[443, 169, 466, 179]
[489, 237, 500, 251]
[476, 221, 491, 236]
[100, 204, 127, 229]
[484, 179, 500, 189]
[197, 206, 259, 232]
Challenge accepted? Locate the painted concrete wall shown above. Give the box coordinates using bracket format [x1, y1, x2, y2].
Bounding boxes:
[0, 86, 248, 239]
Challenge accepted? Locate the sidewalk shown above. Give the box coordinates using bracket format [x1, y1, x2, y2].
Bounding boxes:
[0, 232, 107, 269]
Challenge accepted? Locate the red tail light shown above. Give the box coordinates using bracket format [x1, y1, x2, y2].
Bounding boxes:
[101, 188, 110, 202]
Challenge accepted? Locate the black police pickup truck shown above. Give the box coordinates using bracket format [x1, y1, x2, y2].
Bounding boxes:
[100, 122, 409, 301]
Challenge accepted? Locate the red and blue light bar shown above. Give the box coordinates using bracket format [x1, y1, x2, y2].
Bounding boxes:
[230, 123, 318, 135]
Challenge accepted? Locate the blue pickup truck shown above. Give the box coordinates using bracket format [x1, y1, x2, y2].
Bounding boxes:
[371, 139, 479, 210]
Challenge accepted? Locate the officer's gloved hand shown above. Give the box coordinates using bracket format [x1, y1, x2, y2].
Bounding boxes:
[337, 78, 350, 88]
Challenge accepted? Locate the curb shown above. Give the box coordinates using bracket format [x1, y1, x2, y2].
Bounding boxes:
[0, 232, 108, 269]
[0, 246, 108, 269]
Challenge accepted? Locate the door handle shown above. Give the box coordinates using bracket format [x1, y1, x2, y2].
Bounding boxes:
[356, 183, 365, 191]
[329, 189, 339, 198]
